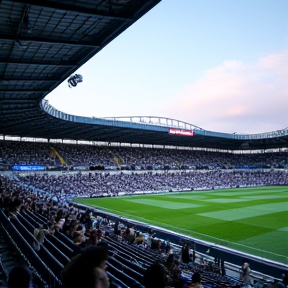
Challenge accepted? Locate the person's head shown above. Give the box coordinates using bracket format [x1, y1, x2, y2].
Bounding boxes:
[191, 272, 201, 283]
[76, 224, 84, 233]
[282, 273, 288, 286]
[96, 242, 109, 270]
[243, 262, 249, 268]
[73, 232, 84, 244]
[61, 244, 109, 288]
[42, 223, 49, 230]
[143, 262, 167, 288]
[8, 266, 32, 288]
[166, 253, 174, 264]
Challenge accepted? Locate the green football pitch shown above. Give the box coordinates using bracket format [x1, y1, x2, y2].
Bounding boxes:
[74, 186, 288, 264]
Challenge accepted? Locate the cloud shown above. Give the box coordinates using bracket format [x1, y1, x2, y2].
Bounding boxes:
[160, 50, 288, 134]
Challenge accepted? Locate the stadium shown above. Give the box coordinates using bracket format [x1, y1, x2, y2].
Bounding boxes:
[0, 1, 287, 288]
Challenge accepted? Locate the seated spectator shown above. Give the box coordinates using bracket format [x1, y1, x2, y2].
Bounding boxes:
[72, 224, 89, 247]
[33, 223, 53, 251]
[184, 272, 204, 288]
[54, 209, 66, 230]
[61, 244, 109, 288]
[89, 229, 99, 245]
[143, 262, 168, 288]
[135, 233, 144, 245]
[6, 199, 22, 219]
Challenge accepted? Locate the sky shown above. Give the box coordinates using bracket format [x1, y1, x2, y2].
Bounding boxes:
[45, 0, 288, 135]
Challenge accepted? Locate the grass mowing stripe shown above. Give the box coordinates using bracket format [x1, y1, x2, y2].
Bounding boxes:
[241, 195, 288, 200]
[238, 231, 288, 263]
[202, 198, 252, 203]
[212, 187, 288, 197]
[198, 202, 288, 221]
[166, 195, 207, 200]
[74, 186, 288, 264]
[126, 199, 202, 209]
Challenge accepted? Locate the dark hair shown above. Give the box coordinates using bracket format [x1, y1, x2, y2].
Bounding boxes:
[61, 245, 109, 288]
[192, 272, 201, 283]
[143, 262, 167, 288]
[76, 225, 83, 231]
[42, 223, 49, 230]
[8, 266, 32, 288]
[283, 273, 288, 286]
[166, 253, 174, 264]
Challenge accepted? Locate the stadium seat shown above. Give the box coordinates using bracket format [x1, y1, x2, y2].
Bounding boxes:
[107, 262, 141, 288]
[37, 244, 64, 280]
[106, 271, 129, 288]
[45, 234, 74, 259]
[43, 238, 70, 266]
[113, 253, 146, 275]
[54, 230, 82, 255]
[108, 256, 144, 282]
[0, 211, 61, 288]
[17, 212, 35, 233]
[103, 239, 153, 267]
[21, 211, 41, 227]
[25, 210, 46, 225]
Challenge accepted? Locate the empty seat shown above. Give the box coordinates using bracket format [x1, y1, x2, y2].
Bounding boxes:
[46, 234, 74, 259]
[107, 271, 129, 288]
[108, 256, 144, 282]
[113, 253, 146, 275]
[38, 244, 64, 280]
[21, 211, 41, 227]
[17, 212, 35, 233]
[107, 262, 141, 288]
[43, 238, 70, 266]
[54, 231, 82, 256]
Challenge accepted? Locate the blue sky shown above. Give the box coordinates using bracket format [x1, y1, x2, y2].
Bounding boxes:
[46, 0, 288, 134]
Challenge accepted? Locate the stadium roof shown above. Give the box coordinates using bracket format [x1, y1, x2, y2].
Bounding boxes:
[0, 0, 288, 151]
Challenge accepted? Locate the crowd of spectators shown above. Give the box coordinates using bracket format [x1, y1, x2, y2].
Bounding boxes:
[0, 140, 287, 171]
[0, 140, 287, 288]
[15, 169, 288, 198]
[1, 172, 287, 288]
[0, 176, 221, 288]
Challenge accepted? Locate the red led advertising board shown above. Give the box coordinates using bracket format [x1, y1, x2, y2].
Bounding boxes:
[169, 128, 194, 136]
